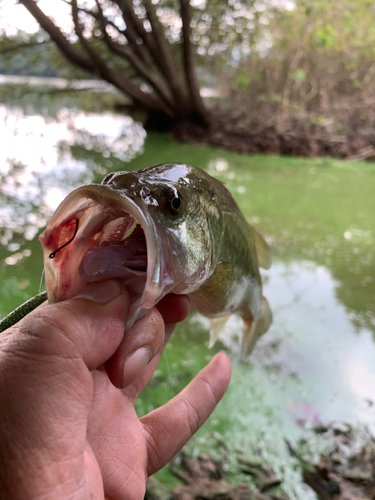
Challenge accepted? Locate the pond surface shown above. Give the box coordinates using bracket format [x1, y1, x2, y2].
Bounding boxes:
[1, 96, 375, 498]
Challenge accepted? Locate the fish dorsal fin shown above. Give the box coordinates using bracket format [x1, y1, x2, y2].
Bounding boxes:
[209, 315, 231, 348]
[252, 227, 272, 269]
[241, 297, 272, 359]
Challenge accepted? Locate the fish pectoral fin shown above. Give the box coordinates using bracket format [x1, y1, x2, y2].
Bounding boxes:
[241, 297, 272, 359]
[253, 227, 272, 269]
[209, 315, 231, 348]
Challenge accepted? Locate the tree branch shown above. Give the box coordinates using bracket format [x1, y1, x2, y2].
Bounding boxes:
[180, 0, 209, 124]
[114, 0, 189, 113]
[72, 2, 126, 40]
[111, 0, 151, 65]
[71, 0, 150, 66]
[17, 0, 210, 125]
[19, 0, 170, 115]
[18, 0, 95, 71]
[70, 0, 166, 111]
[94, 0, 175, 112]
[115, 1, 163, 67]
[143, 0, 189, 110]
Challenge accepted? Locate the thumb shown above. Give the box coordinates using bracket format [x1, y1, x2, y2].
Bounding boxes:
[5, 279, 129, 371]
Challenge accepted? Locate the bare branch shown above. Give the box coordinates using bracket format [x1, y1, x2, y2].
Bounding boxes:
[17, 0, 210, 126]
[71, 0, 149, 66]
[94, 0, 175, 112]
[19, 0, 170, 115]
[74, 2, 125, 38]
[18, 0, 95, 71]
[111, 0, 151, 64]
[180, 0, 209, 123]
[143, 0, 189, 110]
[113, 0, 189, 112]
[73, 0, 170, 112]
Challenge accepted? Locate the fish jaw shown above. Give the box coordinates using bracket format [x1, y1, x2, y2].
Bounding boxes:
[39, 184, 169, 330]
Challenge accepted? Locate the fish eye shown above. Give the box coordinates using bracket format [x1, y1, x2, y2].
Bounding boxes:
[169, 195, 182, 213]
[163, 188, 183, 216]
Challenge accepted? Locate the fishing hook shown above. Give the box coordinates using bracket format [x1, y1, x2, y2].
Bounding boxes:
[49, 219, 79, 259]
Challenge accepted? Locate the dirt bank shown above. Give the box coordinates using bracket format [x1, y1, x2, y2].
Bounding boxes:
[173, 113, 375, 161]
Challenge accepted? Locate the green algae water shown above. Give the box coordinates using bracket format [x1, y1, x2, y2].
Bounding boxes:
[1, 97, 375, 498]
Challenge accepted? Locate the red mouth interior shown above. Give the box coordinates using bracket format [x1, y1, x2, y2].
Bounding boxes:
[47, 211, 148, 300]
[42, 198, 151, 306]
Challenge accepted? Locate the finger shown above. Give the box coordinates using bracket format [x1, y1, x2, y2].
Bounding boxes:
[156, 294, 190, 325]
[119, 320, 177, 403]
[141, 352, 232, 475]
[9, 280, 129, 371]
[134, 318, 179, 385]
[134, 295, 190, 389]
[105, 307, 165, 388]
[142, 295, 190, 383]
[107, 295, 191, 391]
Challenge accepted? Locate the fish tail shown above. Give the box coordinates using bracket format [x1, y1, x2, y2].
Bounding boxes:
[241, 297, 272, 360]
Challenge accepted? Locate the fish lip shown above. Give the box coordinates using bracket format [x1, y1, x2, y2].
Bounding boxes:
[40, 183, 162, 329]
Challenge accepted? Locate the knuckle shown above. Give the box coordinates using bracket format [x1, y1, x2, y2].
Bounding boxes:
[183, 398, 201, 436]
[128, 307, 165, 350]
[145, 308, 164, 335]
[200, 375, 221, 405]
[14, 304, 85, 362]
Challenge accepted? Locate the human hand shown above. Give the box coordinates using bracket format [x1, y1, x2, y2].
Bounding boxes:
[0, 280, 231, 500]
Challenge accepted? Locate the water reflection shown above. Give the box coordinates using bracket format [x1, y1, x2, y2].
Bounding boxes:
[0, 104, 145, 247]
[206, 156, 375, 339]
[197, 260, 375, 428]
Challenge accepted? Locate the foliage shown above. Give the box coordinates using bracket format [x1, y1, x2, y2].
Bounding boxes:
[0, 30, 87, 78]
[218, 0, 375, 148]
[0, 32, 57, 77]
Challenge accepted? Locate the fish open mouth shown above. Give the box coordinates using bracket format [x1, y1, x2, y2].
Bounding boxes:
[39, 184, 163, 329]
[78, 215, 148, 285]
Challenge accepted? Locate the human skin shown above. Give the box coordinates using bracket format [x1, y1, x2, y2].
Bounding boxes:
[0, 279, 232, 500]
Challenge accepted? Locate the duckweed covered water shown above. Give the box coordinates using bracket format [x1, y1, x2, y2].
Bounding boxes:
[1, 99, 375, 498]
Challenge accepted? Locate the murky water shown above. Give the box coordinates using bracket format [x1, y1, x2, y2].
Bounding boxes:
[1, 96, 375, 498]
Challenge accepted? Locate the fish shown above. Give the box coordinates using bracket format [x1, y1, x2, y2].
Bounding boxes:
[39, 163, 272, 357]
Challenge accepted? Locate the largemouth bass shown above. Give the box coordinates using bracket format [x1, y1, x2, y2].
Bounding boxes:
[39, 163, 272, 357]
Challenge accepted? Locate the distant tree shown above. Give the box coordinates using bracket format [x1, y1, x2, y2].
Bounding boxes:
[16, 0, 260, 130]
[0, 32, 60, 77]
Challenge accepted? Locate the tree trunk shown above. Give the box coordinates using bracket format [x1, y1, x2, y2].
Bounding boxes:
[18, 0, 212, 131]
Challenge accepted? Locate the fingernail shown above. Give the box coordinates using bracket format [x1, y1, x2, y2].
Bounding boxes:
[122, 347, 151, 387]
[76, 280, 122, 304]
